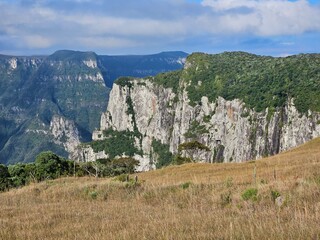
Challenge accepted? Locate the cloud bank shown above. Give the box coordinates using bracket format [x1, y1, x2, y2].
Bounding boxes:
[0, 0, 319, 55]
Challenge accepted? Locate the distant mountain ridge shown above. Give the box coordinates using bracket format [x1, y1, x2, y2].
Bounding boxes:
[0, 50, 187, 164]
[97, 51, 188, 87]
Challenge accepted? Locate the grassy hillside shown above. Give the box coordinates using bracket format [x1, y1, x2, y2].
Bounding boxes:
[1, 138, 320, 239]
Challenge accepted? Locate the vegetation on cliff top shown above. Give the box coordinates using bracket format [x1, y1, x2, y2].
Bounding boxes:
[89, 129, 143, 159]
[142, 52, 320, 113]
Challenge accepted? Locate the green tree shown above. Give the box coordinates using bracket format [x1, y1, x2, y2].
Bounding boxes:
[178, 140, 210, 162]
[8, 163, 29, 187]
[109, 157, 139, 176]
[0, 164, 12, 191]
[34, 151, 70, 181]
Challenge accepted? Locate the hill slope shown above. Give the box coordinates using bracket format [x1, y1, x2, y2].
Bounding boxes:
[1, 138, 319, 239]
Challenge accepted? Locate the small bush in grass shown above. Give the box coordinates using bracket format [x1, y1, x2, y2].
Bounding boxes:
[241, 188, 258, 201]
[312, 173, 320, 185]
[220, 191, 232, 207]
[172, 155, 193, 165]
[89, 191, 98, 200]
[270, 190, 281, 202]
[260, 179, 268, 184]
[225, 177, 233, 188]
[180, 182, 192, 189]
[83, 184, 99, 200]
[114, 174, 129, 182]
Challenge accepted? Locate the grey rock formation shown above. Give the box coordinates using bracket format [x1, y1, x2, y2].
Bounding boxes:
[50, 116, 81, 157]
[82, 77, 320, 170]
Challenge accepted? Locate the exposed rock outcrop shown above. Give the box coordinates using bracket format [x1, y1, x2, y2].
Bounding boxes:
[83, 78, 320, 170]
[50, 116, 81, 156]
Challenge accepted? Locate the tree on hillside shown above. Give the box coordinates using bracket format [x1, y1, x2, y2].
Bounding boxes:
[34, 151, 71, 181]
[8, 163, 28, 187]
[0, 164, 12, 191]
[110, 157, 139, 175]
[177, 140, 210, 162]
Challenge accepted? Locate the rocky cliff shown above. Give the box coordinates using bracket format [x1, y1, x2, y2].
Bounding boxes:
[0, 51, 108, 164]
[0, 50, 187, 164]
[83, 52, 320, 171]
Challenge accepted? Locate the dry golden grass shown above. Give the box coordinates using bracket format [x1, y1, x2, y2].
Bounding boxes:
[1, 138, 320, 240]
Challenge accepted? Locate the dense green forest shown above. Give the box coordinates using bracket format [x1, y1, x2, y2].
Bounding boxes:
[149, 52, 320, 113]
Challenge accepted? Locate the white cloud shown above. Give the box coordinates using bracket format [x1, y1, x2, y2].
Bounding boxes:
[0, 0, 319, 54]
[23, 35, 54, 48]
[201, 0, 320, 36]
[78, 36, 139, 48]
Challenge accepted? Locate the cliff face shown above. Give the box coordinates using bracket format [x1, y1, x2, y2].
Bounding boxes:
[0, 51, 108, 164]
[87, 79, 319, 170]
[84, 52, 320, 170]
[0, 50, 187, 164]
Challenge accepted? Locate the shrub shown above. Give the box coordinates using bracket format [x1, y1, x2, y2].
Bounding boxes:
[109, 157, 139, 176]
[225, 177, 233, 188]
[0, 164, 12, 191]
[89, 191, 98, 200]
[152, 139, 173, 168]
[180, 182, 192, 189]
[89, 129, 142, 159]
[114, 174, 130, 182]
[34, 151, 68, 181]
[271, 190, 281, 202]
[241, 188, 258, 201]
[8, 163, 28, 187]
[220, 191, 232, 207]
[172, 155, 193, 165]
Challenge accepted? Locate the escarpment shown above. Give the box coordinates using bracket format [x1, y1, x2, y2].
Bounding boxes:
[79, 52, 320, 170]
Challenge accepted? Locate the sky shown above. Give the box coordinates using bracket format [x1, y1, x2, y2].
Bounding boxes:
[0, 0, 320, 56]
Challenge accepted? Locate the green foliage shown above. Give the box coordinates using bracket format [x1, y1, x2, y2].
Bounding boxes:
[115, 77, 134, 88]
[114, 174, 130, 182]
[0, 164, 12, 191]
[203, 115, 211, 123]
[152, 70, 182, 94]
[34, 151, 71, 181]
[178, 140, 210, 152]
[180, 182, 192, 189]
[125, 95, 141, 137]
[184, 120, 209, 139]
[313, 173, 320, 186]
[220, 191, 232, 207]
[109, 157, 139, 176]
[152, 139, 173, 168]
[8, 163, 30, 187]
[213, 145, 225, 163]
[225, 177, 233, 188]
[83, 184, 99, 200]
[241, 188, 258, 201]
[89, 129, 143, 159]
[271, 190, 281, 202]
[172, 155, 193, 165]
[3, 149, 141, 192]
[177, 140, 210, 163]
[165, 52, 320, 113]
[89, 191, 98, 200]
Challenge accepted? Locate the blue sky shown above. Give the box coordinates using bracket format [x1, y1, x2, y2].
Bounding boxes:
[0, 0, 319, 56]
